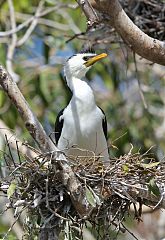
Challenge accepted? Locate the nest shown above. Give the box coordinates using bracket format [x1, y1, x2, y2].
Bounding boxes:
[0, 141, 164, 239]
[120, 0, 165, 40]
[70, 0, 164, 49]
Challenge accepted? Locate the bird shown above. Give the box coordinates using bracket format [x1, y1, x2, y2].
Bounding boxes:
[55, 51, 109, 165]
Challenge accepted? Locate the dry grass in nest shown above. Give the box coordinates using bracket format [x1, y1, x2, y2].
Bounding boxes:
[0, 142, 164, 239]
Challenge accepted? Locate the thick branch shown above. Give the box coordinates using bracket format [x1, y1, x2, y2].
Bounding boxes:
[0, 66, 55, 153]
[87, 0, 165, 65]
[0, 65, 94, 217]
[76, 0, 99, 28]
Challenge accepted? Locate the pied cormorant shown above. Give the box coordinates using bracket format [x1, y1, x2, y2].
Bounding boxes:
[55, 51, 109, 165]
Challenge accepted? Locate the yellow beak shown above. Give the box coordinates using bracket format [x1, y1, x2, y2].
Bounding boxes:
[85, 53, 107, 67]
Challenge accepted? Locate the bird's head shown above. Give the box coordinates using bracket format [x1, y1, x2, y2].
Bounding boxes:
[64, 52, 107, 79]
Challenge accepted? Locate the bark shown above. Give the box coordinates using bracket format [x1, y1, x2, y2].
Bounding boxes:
[82, 0, 165, 65]
[0, 64, 94, 220]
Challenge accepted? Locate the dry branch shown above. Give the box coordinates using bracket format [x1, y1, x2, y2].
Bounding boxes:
[77, 0, 99, 28]
[6, 0, 19, 82]
[80, 0, 165, 65]
[0, 65, 95, 238]
[0, 119, 39, 159]
[0, 66, 55, 152]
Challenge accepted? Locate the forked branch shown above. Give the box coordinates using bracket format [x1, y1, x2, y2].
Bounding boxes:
[79, 0, 165, 65]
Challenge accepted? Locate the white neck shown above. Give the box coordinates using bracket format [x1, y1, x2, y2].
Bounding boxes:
[66, 75, 96, 110]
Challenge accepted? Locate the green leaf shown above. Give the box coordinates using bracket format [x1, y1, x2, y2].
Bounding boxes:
[141, 162, 160, 169]
[122, 164, 129, 173]
[148, 178, 160, 197]
[7, 181, 16, 199]
[45, 0, 55, 4]
[88, 186, 102, 206]
[85, 186, 96, 207]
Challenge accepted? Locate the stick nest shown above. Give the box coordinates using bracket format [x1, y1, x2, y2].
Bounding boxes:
[0, 143, 164, 239]
[120, 0, 165, 40]
[72, 0, 164, 49]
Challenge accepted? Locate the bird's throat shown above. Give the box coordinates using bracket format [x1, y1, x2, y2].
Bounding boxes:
[70, 77, 95, 107]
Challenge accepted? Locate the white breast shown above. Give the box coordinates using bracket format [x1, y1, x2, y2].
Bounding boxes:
[57, 104, 109, 162]
[57, 76, 109, 164]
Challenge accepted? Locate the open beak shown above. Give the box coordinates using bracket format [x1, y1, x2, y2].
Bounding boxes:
[85, 53, 107, 67]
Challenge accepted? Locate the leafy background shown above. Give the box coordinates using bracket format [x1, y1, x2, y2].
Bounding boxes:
[0, 0, 164, 239]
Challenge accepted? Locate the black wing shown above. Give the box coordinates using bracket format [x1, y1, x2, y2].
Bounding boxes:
[55, 108, 65, 145]
[99, 107, 108, 140]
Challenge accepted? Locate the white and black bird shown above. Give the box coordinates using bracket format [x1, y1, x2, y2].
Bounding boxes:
[55, 51, 109, 164]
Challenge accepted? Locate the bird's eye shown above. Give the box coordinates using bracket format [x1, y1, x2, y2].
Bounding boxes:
[83, 56, 89, 61]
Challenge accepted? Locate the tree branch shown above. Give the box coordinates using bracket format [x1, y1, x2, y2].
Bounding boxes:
[15, 12, 74, 32]
[16, 0, 44, 47]
[0, 66, 55, 153]
[85, 0, 165, 65]
[76, 0, 99, 28]
[0, 119, 39, 159]
[6, 0, 19, 82]
[0, 65, 94, 218]
[0, 3, 77, 37]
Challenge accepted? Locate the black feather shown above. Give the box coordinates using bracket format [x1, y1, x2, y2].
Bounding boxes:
[55, 108, 65, 144]
[66, 54, 76, 62]
[66, 48, 95, 62]
[99, 107, 108, 140]
[80, 47, 95, 54]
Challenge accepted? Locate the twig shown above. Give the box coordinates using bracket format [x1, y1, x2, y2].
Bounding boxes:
[0, 119, 40, 159]
[57, 8, 81, 34]
[0, 4, 77, 37]
[2, 212, 21, 240]
[17, 0, 44, 47]
[5, 134, 16, 168]
[121, 223, 139, 240]
[6, 0, 19, 82]
[133, 52, 148, 109]
[15, 11, 70, 31]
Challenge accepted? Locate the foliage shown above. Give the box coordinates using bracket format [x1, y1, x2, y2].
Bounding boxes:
[0, 0, 164, 156]
[0, 0, 164, 239]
